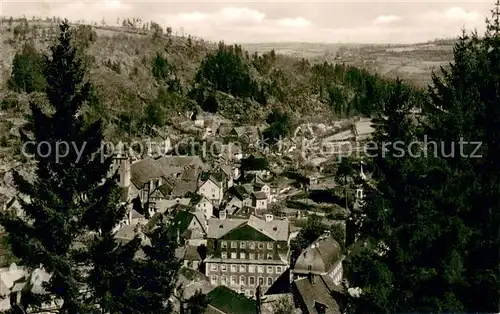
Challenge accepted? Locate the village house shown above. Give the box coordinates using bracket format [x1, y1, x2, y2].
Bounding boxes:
[253, 182, 274, 203]
[291, 234, 344, 314]
[293, 234, 344, 286]
[175, 245, 204, 270]
[204, 214, 290, 298]
[251, 191, 268, 211]
[0, 264, 52, 312]
[172, 210, 208, 247]
[190, 194, 214, 219]
[223, 185, 253, 214]
[198, 172, 225, 205]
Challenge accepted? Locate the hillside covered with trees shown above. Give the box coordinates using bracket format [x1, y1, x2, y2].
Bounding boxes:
[0, 17, 421, 149]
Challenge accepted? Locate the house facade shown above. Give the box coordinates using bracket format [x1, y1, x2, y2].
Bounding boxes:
[204, 215, 290, 298]
[198, 177, 223, 205]
[251, 192, 268, 210]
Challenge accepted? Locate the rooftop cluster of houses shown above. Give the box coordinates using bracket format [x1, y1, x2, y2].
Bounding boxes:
[107, 150, 350, 313]
[0, 112, 375, 313]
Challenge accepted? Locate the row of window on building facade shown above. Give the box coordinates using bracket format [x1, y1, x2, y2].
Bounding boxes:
[221, 252, 275, 260]
[210, 263, 283, 274]
[221, 241, 280, 250]
[210, 274, 276, 288]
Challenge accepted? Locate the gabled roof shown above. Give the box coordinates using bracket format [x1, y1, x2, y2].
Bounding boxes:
[252, 191, 267, 200]
[172, 210, 207, 236]
[207, 286, 257, 314]
[207, 218, 247, 239]
[130, 209, 144, 219]
[172, 211, 195, 235]
[207, 215, 289, 241]
[200, 175, 222, 189]
[227, 185, 249, 201]
[294, 235, 342, 275]
[293, 275, 340, 314]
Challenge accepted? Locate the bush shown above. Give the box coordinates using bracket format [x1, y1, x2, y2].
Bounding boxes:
[9, 42, 46, 93]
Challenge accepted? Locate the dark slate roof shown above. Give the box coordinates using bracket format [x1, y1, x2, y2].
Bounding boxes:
[293, 235, 342, 275]
[207, 286, 257, 314]
[172, 211, 195, 235]
[184, 245, 202, 261]
[252, 191, 267, 200]
[293, 275, 340, 314]
[228, 185, 249, 201]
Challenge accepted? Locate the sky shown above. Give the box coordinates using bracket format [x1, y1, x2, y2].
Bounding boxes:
[0, 0, 495, 44]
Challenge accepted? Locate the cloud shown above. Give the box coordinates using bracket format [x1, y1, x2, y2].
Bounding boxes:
[218, 7, 266, 24]
[444, 7, 481, 22]
[276, 17, 312, 28]
[420, 7, 482, 24]
[175, 12, 209, 23]
[374, 15, 402, 25]
[2, 1, 492, 44]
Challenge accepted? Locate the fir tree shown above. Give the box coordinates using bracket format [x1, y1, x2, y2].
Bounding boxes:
[346, 79, 468, 312]
[0, 20, 184, 313]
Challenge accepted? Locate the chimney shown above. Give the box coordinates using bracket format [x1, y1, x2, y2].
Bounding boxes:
[219, 210, 227, 220]
[265, 214, 273, 222]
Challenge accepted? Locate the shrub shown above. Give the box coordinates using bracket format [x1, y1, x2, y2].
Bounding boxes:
[9, 42, 46, 93]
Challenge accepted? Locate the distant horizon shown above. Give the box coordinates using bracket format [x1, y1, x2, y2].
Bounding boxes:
[1, 14, 459, 47]
[1, 1, 490, 44]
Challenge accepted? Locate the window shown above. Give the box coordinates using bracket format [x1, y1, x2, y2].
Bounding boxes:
[258, 266, 264, 273]
[231, 275, 237, 285]
[240, 275, 246, 285]
[267, 277, 273, 286]
[221, 275, 227, 285]
[231, 264, 237, 272]
[249, 253, 255, 260]
[231, 241, 237, 248]
[240, 252, 246, 259]
[276, 266, 282, 273]
[221, 241, 227, 249]
[277, 243, 282, 249]
[221, 252, 227, 259]
[221, 264, 227, 272]
[267, 243, 273, 250]
[231, 252, 237, 259]
[249, 242, 255, 249]
[240, 265, 246, 272]
[258, 242, 264, 249]
[211, 275, 218, 285]
[249, 265, 255, 273]
[249, 276, 255, 285]
[211, 264, 217, 271]
[267, 266, 273, 274]
[267, 253, 273, 260]
[258, 277, 264, 285]
[240, 241, 246, 249]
